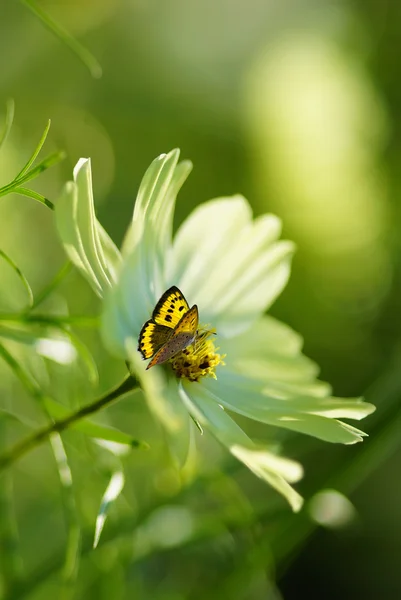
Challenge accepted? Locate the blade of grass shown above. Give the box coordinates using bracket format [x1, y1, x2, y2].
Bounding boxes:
[13, 150, 66, 186]
[0, 151, 65, 201]
[21, 0, 102, 79]
[14, 120, 51, 180]
[0, 249, 34, 308]
[12, 187, 54, 210]
[0, 99, 15, 151]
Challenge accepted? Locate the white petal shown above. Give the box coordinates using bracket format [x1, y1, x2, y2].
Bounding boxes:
[55, 159, 121, 298]
[169, 196, 253, 298]
[224, 315, 304, 360]
[122, 150, 192, 297]
[73, 159, 117, 289]
[56, 181, 103, 296]
[202, 375, 373, 444]
[179, 382, 304, 511]
[218, 316, 322, 386]
[101, 152, 192, 354]
[101, 285, 135, 358]
[200, 315, 375, 443]
[170, 197, 294, 336]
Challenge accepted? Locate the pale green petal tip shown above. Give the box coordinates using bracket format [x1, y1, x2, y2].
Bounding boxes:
[353, 398, 376, 418]
[230, 444, 304, 512]
[73, 157, 91, 180]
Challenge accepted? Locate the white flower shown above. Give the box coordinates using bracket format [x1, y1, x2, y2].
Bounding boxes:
[55, 150, 375, 511]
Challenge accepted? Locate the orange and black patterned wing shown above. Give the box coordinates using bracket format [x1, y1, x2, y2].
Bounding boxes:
[138, 320, 172, 359]
[146, 305, 199, 369]
[174, 304, 199, 335]
[152, 286, 190, 328]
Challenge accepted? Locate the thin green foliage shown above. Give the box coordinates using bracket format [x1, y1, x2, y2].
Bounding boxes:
[0, 249, 34, 309]
[15, 120, 51, 180]
[0, 342, 81, 594]
[0, 99, 15, 151]
[11, 187, 54, 210]
[0, 115, 65, 209]
[0, 374, 141, 472]
[43, 396, 146, 447]
[21, 0, 102, 79]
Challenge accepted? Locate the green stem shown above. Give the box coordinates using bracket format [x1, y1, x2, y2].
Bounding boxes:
[21, 0, 102, 79]
[0, 249, 34, 308]
[0, 374, 139, 472]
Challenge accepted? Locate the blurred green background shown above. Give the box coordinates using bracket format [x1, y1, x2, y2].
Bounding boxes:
[1, 1, 401, 598]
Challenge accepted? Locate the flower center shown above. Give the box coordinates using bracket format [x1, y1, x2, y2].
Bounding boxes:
[169, 328, 225, 382]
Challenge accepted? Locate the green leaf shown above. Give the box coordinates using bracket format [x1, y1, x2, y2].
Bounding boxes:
[14, 120, 51, 180]
[14, 150, 65, 187]
[43, 397, 147, 448]
[0, 249, 34, 309]
[0, 99, 15, 151]
[12, 186, 54, 210]
[0, 151, 65, 202]
[93, 470, 125, 549]
[21, 0, 102, 79]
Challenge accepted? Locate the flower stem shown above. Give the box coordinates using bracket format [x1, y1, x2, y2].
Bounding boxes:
[0, 374, 139, 472]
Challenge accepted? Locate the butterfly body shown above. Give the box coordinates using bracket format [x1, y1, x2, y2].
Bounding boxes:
[138, 286, 199, 369]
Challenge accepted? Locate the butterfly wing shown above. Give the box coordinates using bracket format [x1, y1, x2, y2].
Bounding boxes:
[152, 286, 190, 328]
[174, 304, 199, 335]
[146, 305, 199, 369]
[138, 320, 173, 359]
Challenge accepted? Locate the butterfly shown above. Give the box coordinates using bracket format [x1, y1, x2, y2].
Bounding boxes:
[138, 286, 199, 369]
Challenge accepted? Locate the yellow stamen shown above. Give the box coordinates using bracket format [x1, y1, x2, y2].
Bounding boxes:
[170, 328, 225, 382]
